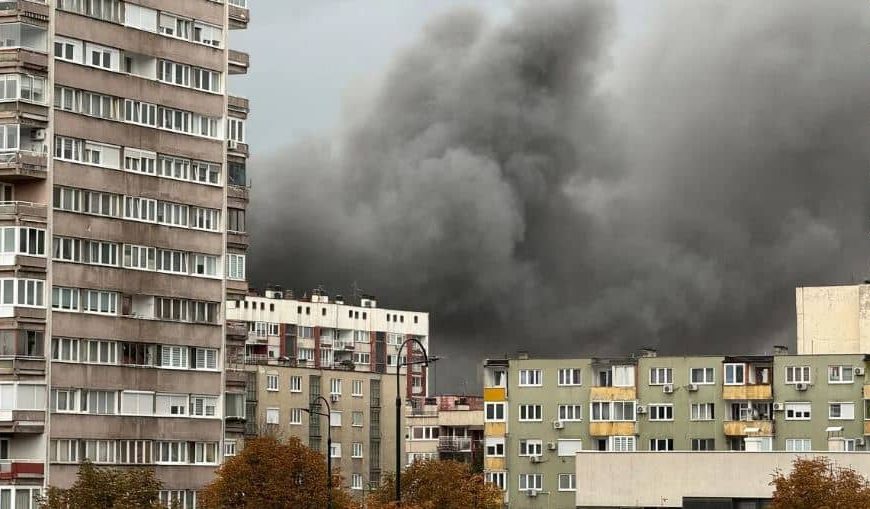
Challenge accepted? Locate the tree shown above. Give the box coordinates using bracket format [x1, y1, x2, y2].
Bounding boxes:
[367, 459, 503, 509]
[39, 460, 166, 509]
[770, 456, 870, 508]
[198, 436, 356, 509]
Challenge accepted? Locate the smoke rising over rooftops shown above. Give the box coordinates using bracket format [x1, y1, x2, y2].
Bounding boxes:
[248, 0, 870, 390]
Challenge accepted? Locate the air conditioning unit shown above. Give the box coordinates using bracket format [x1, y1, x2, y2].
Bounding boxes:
[636, 405, 647, 414]
[858, 438, 866, 447]
[773, 402, 784, 411]
[330, 394, 340, 403]
[547, 442, 557, 451]
[527, 489, 538, 498]
[856, 367, 865, 376]
[687, 383, 699, 392]
[795, 382, 809, 391]
[663, 384, 674, 394]
[529, 455, 542, 463]
[32, 128, 46, 141]
[552, 420, 564, 430]
[228, 140, 239, 150]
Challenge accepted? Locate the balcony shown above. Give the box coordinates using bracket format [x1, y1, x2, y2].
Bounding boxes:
[226, 368, 247, 389]
[437, 437, 473, 452]
[589, 421, 637, 437]
[227, 230, 249, 250]
[228, 49, 249, 75]
[226, 278, 248, 298]
[0, 151, 46, 181]
[590, 386, 636, 401]
[227, 320, 247, 339]
[0, 356, 44, 376]
[0, 410, 44, 433]
[228, 184, 249, 205]
[228, 95, 249, 116]
[228, 3, 249, 29]
[723, 420, 774, 437]
[722, 384, 772, 401]
[0, 460, 43, 481]
[0, 201, 45, 225]
[0, 1, 49, 24]
[0, 48, 46, 73]
[228, 139, 249, 158]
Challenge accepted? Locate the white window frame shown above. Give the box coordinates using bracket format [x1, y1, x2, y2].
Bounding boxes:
[518, 369, 542, 387]
[828, 365, 854, 384]
[785, 438, 812, 452]
[785, 366, 811, 385]
[690, 367, 715, 385]
[518, 404, 542, 422]
[518, 473, 543, 492]
[784, 402, 812, 420]
[557, 404, 582, 422]
[829, 402, 855, 420]
[266, 374, 278, 392]
[557, 368, 582, 386]
[724, 363, 745, 385]
[518, 439, 543, 457]
[558, 473, 576, 492]
[649, 367, 673, 386]
[485, 402, 506, 422]
[648, 404, 674, 421]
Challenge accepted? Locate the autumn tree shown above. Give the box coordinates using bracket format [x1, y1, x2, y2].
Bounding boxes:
[770, 456, 870, 508]
[39, 460, 166, 509]
[198, 436, 356, 509]
[367, 459, 503, 509]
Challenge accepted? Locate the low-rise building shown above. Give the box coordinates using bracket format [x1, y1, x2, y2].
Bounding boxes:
[406, 395, 484, 467]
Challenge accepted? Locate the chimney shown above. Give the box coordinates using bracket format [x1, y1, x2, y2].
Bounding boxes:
[639, 348, 658, 358]
[773, 345, 789, 355]
[517, 351, 529, 360]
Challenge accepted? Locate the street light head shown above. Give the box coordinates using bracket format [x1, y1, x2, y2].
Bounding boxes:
[299, 407, 311, 415]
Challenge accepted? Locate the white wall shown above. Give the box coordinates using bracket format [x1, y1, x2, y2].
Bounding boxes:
[795, 285, 870, 354]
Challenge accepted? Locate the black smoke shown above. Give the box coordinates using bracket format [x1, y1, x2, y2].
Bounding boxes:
[248, 0, 870, 391]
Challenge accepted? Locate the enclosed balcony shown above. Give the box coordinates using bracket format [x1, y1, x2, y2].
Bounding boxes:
[723, 420, 774, 437]
[228, 49, 249, 75]
[0, 459, 42, 481]
[228, 0, 249, 30]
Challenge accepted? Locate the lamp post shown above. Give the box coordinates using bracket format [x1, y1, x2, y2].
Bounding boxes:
[301, 395, 333, 509]
[395, 337, 435, 506]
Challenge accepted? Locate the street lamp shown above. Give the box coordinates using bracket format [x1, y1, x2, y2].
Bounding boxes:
[395, 337, 436, 506]
[301, 395, 333, 509]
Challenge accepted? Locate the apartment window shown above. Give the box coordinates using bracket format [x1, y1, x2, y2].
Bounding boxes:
[353, 352, 370, 365]
[351, 473, 363, 490]
[87, 43, 117, 70]
[351, 379, 363, 397]
[0, 330, 43, 357]
[287, 407, 302, 425]
[225, 393, 244, 419]
[485, 472, 506, 491]
[124, 3, 158, 32]
[785, 402, 812, 420]
[352, 442, 363, 458]
[649, 438, 674, 451]
[124, 196, 157, 222]
[155, 441, 187, 464]
[648, 404, 673, 421]
[557, 368, 582, 386]
[123, 99, 157, 126]
[558, 404, 582, 422]
[290, 376, 302, 393]
[120, 391, 153, 415]
[192, 348, 217, 370]
[191, 207, 220, 231]
[80, 339, 116, 364]
[157, 202, 189, 227]
[58, 0, 122, 23]
[224, 440, 236, 457]
[829, 366, 854, 384]
[123, 244, 155, 271]
[158, 155, 190, 180]
[330, 443, 341, 458]
[191, 254, 218, 277]
[191, 160, 221, 184]
[157, 60, 190, 87]
[786, 439, 812, 452]
[518, 439, 543, 457]
[724, 363, 745, 385]
[649, 367, 672, 385]
[0, 227, 45, 256]
[119, 440, 152, 464]
[610, 436, 636, 451]
[266, 374, 278, 392]
[829, 402, 855, 420]
[158, 13, 192, 40]
[691, 438, 715, 451]
[51, 439, 79, 463]
[330, 379, 342, 396]
[81, 390, 115, 414]
[518, 473, 542, 492]
[690, 367, 715, 384]
[54, 37, 78, 62]
[156, 298, 188, 322]
[194, 442, 218, 465]
[192, 67, 221, 92]
[518, 369, 542, 387]
[411, 426, 439, 440]
[227, 254, 246, 280]
[352, 411, 364, 427]
[298, 348, 314, 362]
[0, 278, 44, 307]
[228, 118, 245, 143]
[485, 438, 505, 457]
[558, 473, 576, 491]
[330, 411, 342, 427]
[0, 124, 17, 152]
[189, 396, 217, 417]
[159, 345, 188, 369]
[485, 402, 505, 422]
[159, 491, 196, 509]
[785, 366, 811, 385]
[518, 404, 542, 422]
[591, 401, 635, 422]
[557, 439, 582, 457]
[51, 389, 78, 412]
[155, 394, 188, 416]
[690, 403, 715, 421]
[265, 408, 279, 424]
[84, 439, 116, 463]
[228, 208, 246, 232]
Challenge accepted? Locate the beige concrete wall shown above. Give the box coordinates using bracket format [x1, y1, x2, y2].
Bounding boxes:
[795, 285, 870, 354]
[575, 451, 870, 507]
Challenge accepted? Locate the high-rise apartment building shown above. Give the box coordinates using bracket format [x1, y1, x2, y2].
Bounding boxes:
[0, 0, 250, 506]
[405, 394, 483, 467]
[225, 289, 430, 493]
[484, 351, 870, 508]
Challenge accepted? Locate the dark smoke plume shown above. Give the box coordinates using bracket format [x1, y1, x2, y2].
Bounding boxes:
[249, 0, 870, 390]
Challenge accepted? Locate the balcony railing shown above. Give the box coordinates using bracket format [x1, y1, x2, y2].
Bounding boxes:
[0, 460, 43, 480]
[438, 437, 473, 452]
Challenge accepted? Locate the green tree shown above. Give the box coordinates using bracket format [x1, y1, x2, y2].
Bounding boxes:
[367, 459, 502, 509]
[770, 456, 870, 508]
[39, 460, 166, 509]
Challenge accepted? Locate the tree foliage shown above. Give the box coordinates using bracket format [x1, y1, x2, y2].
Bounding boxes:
[39, 460, 165, 509]
[198, 436, 356, 509]
[367, 459, 503, 509]
[770, 456, 870, 508]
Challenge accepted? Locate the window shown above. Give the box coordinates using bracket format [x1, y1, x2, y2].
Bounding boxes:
[691, 438, 715, 451]
[224, 440, 236, 457]
[225, 393, 244, 419]
[124, 196, 157, 222]
[352, 380, 363, 397]
[648, 404, 673, 421]
[123, 244, 155, 270]
[829, 366, 854, 384]
[829, 402, 855, 420]
[330, 379, 342, 396]
[189, 396, 217, 417]
[353, 352, 370, 365]
[119, 440, 152, 464]
[194, 442, 218, 464]
[557, 368, 582, 386]
[227, 254, 246, 280]
[352, 442, 363, 458]
[785, 402, 812, 420]
[155, 394, 188, 416]
[266, 374, 278, 392]
[330, 411, 342, 427]
[0, 227, 45, 256]
[80, 339, 116, 364]
[485, 438, 505, 457]
[690, 403, 715, 421]
[558, 404, 582, 421]
[330, 443, 341, 458]
[0, 124, 17, 152]
[191, 254, 219, 277]
[51, 439, 79, 463]
[610, 436, 636, 451]
[228, 208, 246, 232]
[159, 346, 188, 369]
[485, 402, 505, 422]
[649, 438, 674, 451]
[54, 37, 78, 62]
[591, 401, 635, 421]
[81, 390, 115, 414]
[649, 367, 672, 385]
[352, 411, 363, 427]
[518, 473, 542, 492]
[558, 473, 576, 491]
[724, 363, 745, 385]
[155, 441, 187, 464]
[290, 376, 302, 393]
[0, 330, 43, 357]
[557, 439, 582, 457]
[58, 0, 122, 23]
[84, 439, 116, 464]
[51, 388, 78, 412]
[120, 391, 153, 415]
[485, 472, 506, 491]
[192, 348, 217, 370]
[157, 202, 189, 228]
[265, 408, 279, 424]
[191, 207, 220, 231]
[228, 118, 245, 143]
[351, 473, 363, 490]
[124, 3, 158, 32]
[192, 67, 221, 92]
[191, 160, 221, 184]
[0, 278, 44, 307]
[157, 60, 190, 87]
[610, 365, 635, 387]
[518, 439, 543, 456]
[518, 404, 542, 421]
[690, 367, 715, 384]
[411, 426, 439, 440]
[289, 407, 302, 425]
[785, 366, 811, 384]
[518, 369, 541, 386]
[786, 439, 812, 451]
